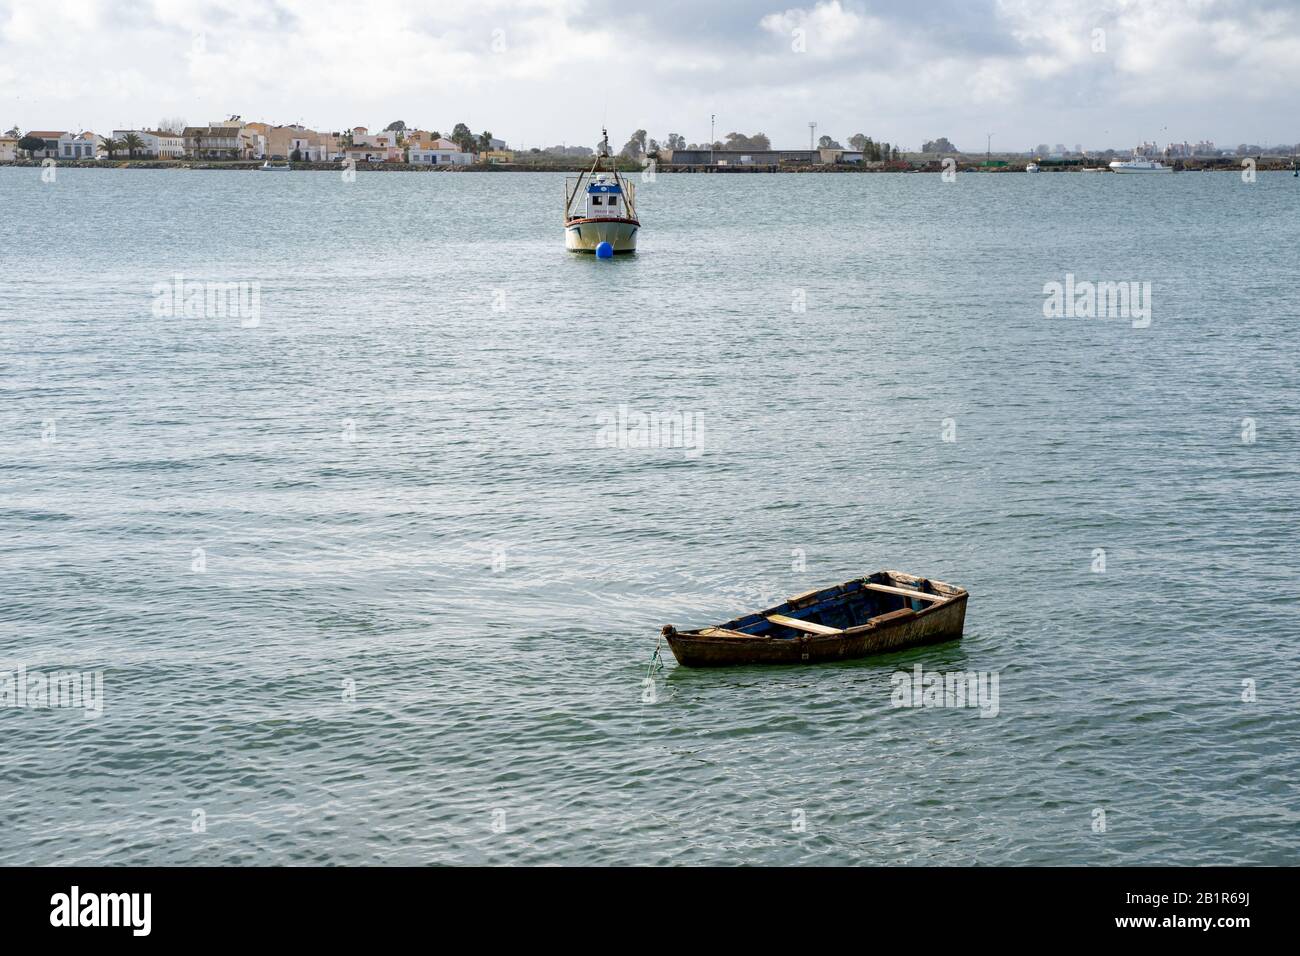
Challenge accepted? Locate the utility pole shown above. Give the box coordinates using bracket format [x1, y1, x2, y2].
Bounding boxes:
[710, 114, 715, 165]
[809, 121, 817, 151]
[986, 132, 992, 164]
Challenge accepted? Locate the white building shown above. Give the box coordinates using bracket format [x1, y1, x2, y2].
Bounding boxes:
[344, 142, 402, 163]
[24, 131, 67, 159]
[288, 133, 338, 161]
[111, 129, 185, 159]
[408, 137, 474, 165]
[246, 130, 267, 159]
[183, 119, 261, 159]
[349, 126, 394, 147]
[59, 131, 101, 159]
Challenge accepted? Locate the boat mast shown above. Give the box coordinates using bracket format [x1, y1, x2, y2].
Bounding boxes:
[566, 129, 606, 222]
[597, 126, 636, 220]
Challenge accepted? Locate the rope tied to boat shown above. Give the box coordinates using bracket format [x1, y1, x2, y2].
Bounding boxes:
[646, 634, 665, 681]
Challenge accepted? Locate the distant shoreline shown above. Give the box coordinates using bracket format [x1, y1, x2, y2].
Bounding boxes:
[2, 158, 1294, 173]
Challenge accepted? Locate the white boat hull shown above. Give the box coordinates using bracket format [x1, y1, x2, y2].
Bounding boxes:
[565, 217, 639, 253]
[1109, 164, 1171, 173]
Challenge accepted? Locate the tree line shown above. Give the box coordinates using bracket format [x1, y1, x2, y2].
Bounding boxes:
[616, 129, 899, 160]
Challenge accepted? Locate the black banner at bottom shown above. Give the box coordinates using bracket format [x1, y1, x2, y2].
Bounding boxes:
[0, 866, 1281, 942]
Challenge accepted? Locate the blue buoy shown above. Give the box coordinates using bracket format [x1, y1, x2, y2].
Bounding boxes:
[595, 241, 614, 259]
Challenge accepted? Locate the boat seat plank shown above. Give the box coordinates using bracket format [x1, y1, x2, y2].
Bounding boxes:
[867, 608, 919, 625]
[697, 627, 768, 640]
[863, 583, 945, 603]
[764, 614, 843, 636]
[786, 587, 826, 605]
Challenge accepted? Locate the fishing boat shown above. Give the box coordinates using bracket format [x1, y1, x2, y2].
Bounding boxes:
[661, 571, 968, 667]
[259, 159, 291, 171]
[1025, 162, 1041, 173]
[564, 128, 639, 254]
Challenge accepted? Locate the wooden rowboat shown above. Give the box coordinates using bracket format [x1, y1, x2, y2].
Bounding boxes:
[661, 571, 968, 667]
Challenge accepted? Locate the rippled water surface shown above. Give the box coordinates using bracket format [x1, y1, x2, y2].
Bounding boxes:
[1, 166, 1297, 864]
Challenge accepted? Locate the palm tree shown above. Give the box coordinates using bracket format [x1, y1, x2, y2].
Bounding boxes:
[478, 131, 493, 153]
[100, 138, 121, 160]
[120, 132, 145, 160]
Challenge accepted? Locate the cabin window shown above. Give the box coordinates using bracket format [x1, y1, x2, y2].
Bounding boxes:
[592, 195, 603, 205]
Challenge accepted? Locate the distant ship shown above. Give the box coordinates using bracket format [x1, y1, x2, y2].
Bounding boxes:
[1108, 155, 1171, 174]
[1025, 162, 1041, 173]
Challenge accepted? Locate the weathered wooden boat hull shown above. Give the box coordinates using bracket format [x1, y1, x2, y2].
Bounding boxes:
[662, 571, 967, 667]
[565, 217, 639, 252]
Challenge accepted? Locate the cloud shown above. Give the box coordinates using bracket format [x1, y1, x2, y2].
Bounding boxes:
[0, 0, 1296, 151]
[759, 1, 877, 58]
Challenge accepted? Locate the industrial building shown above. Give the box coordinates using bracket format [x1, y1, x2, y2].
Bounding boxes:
[662, 147, 862, 166]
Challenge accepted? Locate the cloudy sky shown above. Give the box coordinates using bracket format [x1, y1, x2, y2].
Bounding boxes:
[1, 0, 1297, 151]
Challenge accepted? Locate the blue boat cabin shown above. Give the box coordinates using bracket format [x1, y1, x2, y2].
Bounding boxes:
[586, 177, 624, 217]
